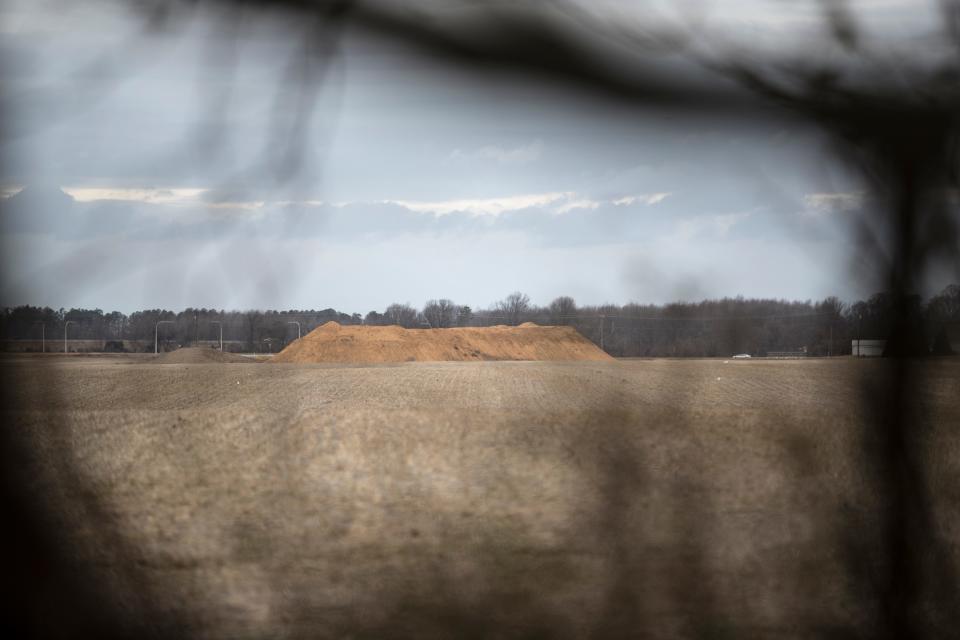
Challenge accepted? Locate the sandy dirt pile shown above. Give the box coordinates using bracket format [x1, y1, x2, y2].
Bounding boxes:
[273, 321, 613, 363]
[154, 347, 253, 364]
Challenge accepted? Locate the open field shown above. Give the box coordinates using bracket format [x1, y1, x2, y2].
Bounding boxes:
[3, 355, 959, 638]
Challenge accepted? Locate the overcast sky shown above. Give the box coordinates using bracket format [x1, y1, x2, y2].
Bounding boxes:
[0, 0, 952, 313]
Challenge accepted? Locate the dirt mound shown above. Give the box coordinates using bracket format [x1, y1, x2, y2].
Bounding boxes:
[273, 321, 613, 363]
[155, 347, 253, 364]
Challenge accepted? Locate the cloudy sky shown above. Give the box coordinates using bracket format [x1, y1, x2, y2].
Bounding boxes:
[0, 0, 950, 313]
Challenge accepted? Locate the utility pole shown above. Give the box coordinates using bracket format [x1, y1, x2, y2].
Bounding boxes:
[600, 315, 605, 352]
[63, 320, 74, 353]
[211, 320, 223, 351]
[155, 320, 174, 354]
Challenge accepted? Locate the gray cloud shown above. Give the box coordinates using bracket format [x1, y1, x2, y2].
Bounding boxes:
[2, 0, 921, 311]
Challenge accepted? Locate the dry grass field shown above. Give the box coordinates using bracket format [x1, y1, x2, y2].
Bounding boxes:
[3, 355, 959, 638]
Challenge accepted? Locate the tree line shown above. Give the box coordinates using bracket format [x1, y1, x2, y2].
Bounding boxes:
[1, 284, 957, 355]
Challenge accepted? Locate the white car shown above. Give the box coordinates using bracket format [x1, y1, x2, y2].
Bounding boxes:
[731, 354, 752, 359]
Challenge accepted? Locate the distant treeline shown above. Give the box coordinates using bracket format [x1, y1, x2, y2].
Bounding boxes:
[2, 285, 958, 356]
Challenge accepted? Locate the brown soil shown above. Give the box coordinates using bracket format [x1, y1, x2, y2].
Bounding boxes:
[154, 347, 253, 364]
[272, 321, 614, 363]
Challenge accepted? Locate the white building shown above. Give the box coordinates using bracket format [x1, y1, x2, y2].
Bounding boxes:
[852, 339, 886, 357]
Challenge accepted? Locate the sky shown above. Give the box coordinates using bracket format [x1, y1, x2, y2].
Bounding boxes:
[0, 0, 953, 313]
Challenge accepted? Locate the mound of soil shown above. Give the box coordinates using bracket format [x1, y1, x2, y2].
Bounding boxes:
[154, 347, 253, 364]
[273, 321, 613, 363]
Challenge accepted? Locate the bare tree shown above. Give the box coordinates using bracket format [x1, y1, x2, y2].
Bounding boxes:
[423, 299, 457, 328]
[926, 284, 960, 353]
[549, 296, 577, 325]
[496, 291, 530, 326]
[384, 303, 418, 328]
